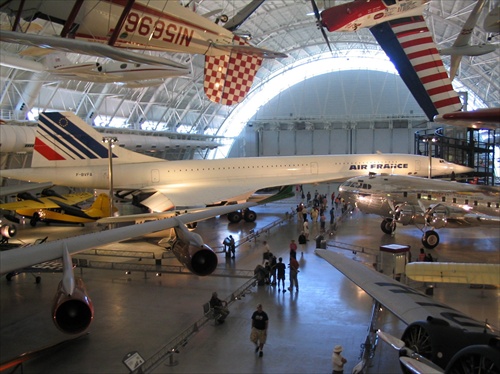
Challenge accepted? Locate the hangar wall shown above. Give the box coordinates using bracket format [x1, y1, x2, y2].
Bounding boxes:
[230, 125, 419, 158]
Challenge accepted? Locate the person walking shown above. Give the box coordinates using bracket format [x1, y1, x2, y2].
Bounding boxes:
[288, 256, 299, 292]
[250, 304, 269, 357]
[275, 257, 286, 292]
[303, 220, 310, 240]
[228, 235, 236, 258]
[289, 239, 297, 260]
[331, 345, 347, 374]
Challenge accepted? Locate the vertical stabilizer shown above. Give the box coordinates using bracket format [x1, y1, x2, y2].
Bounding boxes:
[204, 36, 263, 105]
[32, 112, 159, 168]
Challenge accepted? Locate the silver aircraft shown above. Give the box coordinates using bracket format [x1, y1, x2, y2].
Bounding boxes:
[339, 174, 500, 249]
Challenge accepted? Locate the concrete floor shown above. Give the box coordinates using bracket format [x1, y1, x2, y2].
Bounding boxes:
[0, 188, 498, 374]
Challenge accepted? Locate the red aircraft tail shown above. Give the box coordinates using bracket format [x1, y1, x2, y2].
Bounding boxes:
[204, 36, 263, 106]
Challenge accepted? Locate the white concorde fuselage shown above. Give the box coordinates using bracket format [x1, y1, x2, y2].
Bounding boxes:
[1, 154, 469, 200]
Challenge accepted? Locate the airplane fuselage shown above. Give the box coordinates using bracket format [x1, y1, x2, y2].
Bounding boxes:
[340, 175, 500, 226]
[3, 0, 234, 56]
[3, 154, 464, 193]
[320, 0, 429, 32]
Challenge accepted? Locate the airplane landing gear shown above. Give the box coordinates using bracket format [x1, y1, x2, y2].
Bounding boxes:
[227, 209, 257, 223]
[422, 230, 439, 249]
[380, 218, 396, 235]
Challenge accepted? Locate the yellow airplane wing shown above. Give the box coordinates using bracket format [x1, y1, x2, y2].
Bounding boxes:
[0, 192, 94, 210]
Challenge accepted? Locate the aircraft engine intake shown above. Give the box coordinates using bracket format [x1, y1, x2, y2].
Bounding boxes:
[171, 224, 218, 276]
[424, 205, 449, 229]
[401, 317, 499, 372]
[394, 204, 415, 226]
[52, 277, 94, 334]
[0, 224, 17, 239]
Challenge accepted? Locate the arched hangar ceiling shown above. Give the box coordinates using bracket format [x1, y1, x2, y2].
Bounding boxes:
[0, 0, 498, 159]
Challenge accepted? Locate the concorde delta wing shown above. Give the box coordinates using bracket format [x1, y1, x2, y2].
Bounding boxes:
[314, 249, 498, 335]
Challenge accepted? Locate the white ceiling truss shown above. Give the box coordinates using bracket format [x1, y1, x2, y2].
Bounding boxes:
[0, 0, 498, 153]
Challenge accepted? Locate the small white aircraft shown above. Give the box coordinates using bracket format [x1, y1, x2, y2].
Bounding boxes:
[0, 112, 473, 223]
[0, 202, 256, 335]
[0, 0, 286, 105]
[438, 0, 497, 81]
[339, 174, 500, 248]
[0, 52, 189, 88]
[315, 249, 500, 374]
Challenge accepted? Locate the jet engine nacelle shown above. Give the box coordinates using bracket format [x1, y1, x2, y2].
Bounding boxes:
[52, 277, 94, 334]
[171, 223, 218, 276]
[400, 317, 499, 372]
[0, 224, 17, 239]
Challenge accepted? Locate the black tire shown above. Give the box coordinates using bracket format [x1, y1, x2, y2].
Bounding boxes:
[228, 211, 242, 223]
[30, 212, 40, 227]
[380, 218, 395, 235]
[244, 209, 257, 222]
[422, 231, 439, 249]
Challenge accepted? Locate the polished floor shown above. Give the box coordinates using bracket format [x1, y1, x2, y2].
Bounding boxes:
[0, 185, 499, 374]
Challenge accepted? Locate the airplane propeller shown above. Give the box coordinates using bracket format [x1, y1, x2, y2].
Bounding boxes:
[377, 330, 444, 374]
[310, 0, 333, 52]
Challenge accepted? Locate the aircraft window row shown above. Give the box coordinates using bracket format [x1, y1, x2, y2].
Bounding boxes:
[343, 181, 372, 189]
[165, 164, 309, 172]
[416, 194, 496, 208]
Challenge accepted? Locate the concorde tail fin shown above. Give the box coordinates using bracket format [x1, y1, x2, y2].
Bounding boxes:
[32, 112, 159, 168]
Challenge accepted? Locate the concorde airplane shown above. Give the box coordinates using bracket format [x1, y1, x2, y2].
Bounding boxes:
[310, 0, 463, 122]
[339, 174, 500, 248]
[315, 249, 500, 373]
[0, 0, 286, 105]
[0, 112, 473, 224]
[0, 202, 256, 335]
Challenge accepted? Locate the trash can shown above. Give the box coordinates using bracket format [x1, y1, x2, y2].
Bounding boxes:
[315, 235, 324, 248]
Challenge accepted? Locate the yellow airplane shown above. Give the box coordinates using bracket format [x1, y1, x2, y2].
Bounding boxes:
[0, 192, 114, 226]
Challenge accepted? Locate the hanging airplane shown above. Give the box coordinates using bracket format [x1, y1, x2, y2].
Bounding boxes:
[0, 52, 189, 88]
[433, 107, 500, 130]
[0, 202, 256, 335]
[0, 0, 286, 105]
[315, 249, 500, 373]
[0, 191, 114, 226]
[310, 0, 463, 121]
[338, 174, 500, 249]
[438, 0, 497, 81]
[0, 112, 473, 224]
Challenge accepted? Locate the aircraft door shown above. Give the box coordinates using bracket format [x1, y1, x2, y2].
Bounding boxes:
[310, 162, 318, 174]
[415, 160, 421, 173]
[151, 169, 160, 183]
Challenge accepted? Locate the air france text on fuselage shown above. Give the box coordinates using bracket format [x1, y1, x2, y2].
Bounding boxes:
[349, 163, 408, 170]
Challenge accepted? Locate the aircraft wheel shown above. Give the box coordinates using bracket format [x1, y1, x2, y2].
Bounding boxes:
[35, 276, 41, 284]
[186, 222, 198, 229]
[401, 323, 433, 360]
[422, 231, 439, 249]
[6, 273, 13, 282]
[243, 209, 257, 222]
[227, 211, 242, 224]
[380, 218, 395, 235]
[30, 213, 40, 227]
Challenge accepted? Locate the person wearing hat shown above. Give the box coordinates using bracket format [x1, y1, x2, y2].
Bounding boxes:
[331, 344, 347, 374]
